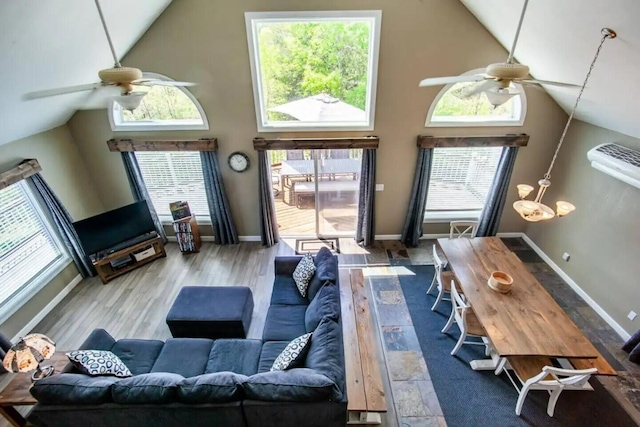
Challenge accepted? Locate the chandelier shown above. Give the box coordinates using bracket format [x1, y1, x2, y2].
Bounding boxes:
[513, 28, 616, 222]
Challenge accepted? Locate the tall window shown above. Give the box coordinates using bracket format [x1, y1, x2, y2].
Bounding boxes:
[425, 69, 526, 127]
[245, 11, 382, 132]
[0, 181, 67, 319]
[425, 147, 503, 220]
[135, 152, 210, 220]
[109, 73, 209, 131]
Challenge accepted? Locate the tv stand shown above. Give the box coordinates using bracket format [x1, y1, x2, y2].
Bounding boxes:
[92, 236, 166, 284]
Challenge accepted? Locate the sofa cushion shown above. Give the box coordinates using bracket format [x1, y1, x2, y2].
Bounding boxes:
[151, 338, 213, 378]
[271, 275, 310, 306]
[243, 368, 336, 402]
[258, 341, 289, 373]
[305, 283, 340, 332]
[177, 372, 248, 404]
[66, 350, 132, 378]
[112, 372, 184, 404]
[110, 339, 164, 376]
[292, 253, 316, 297]
[206, 339, 262, 376]
[262, 305, 308, 342]
[30, 373, 119, 405]
[304, 317, 344, 400]
[308, 249, 337, 301]
[271, 332, 312, 371]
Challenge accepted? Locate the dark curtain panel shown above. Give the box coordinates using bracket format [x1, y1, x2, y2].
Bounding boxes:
[401, 148, 433, 247]
[120, 152, 167, 243]
[356, 149, 376, 246]
[200, 151, 239, 245]
[258, 151, 279, 247]
[28, 173, 95, 278]
[476, 147, 520, 237]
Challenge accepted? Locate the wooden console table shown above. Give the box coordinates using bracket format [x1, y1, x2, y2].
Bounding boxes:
[92, 236, 167, 284]
[0, 352, 69, 427]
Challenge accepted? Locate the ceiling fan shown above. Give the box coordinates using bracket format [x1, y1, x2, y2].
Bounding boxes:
[24, 0, 196, 110]
[418, 0, 580, 106]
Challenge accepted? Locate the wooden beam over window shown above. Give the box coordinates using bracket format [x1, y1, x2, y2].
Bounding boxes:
[107, 138, 218, 152]
[253, 136, 379, 151]
[417, 134, 529, 148]
[0, 159, 42, 191]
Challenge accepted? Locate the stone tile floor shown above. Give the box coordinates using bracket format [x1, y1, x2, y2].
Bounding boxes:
[361, 238, 640, 427]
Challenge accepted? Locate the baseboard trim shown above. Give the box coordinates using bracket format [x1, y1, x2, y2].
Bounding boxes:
[12, 274, 83, 342]
[520, 233, 630, 341]
[374, 234, 402, 240]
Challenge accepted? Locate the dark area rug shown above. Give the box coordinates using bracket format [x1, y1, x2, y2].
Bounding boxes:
[295, 238, 340, 254]
[398, 265, 637, 427]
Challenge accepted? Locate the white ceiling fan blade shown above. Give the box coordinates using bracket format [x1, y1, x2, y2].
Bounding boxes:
[520, 79, 581, 88]
[135, 79, 197, 87]
[419, 74, 486, 87]
[23, 82, 105, 100]
[460, 80, 499, 98]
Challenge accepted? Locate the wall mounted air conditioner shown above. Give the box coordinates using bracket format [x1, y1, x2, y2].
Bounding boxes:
[587, 143, 640, 189]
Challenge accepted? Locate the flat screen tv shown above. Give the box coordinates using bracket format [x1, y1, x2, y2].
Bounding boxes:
[73, 201, 156, 255]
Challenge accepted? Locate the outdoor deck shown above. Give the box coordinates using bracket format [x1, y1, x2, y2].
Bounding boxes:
[273, 188, 358, 235]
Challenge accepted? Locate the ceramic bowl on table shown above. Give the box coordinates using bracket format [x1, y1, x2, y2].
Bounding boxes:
[487, 271, 513, 293]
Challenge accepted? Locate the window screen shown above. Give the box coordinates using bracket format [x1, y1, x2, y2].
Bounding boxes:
[0, 182, 63, 308]
[426, 147, 503, 214]
[135, 152, 210, 219]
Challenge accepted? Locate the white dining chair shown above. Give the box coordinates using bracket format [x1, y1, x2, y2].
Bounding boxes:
[449, 221, 478, 238]
[428, 245, 461, 312]
[499, 356, 597, 417]
[442, 281, 488, 356]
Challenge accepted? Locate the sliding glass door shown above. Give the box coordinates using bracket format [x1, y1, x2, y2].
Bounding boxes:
[269, 149, 362, 236]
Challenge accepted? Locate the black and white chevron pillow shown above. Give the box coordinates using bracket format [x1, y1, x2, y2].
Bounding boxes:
[271, 332, 313, 371]
[292, 253, 316, 297]
[66, 350, 132, 378]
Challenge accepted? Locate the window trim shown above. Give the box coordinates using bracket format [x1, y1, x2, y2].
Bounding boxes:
[423, 210, 481, 223]
[245, 10, 382, 132]
[109, 72, 209, 132]
[0, 181, 71, 325]
[425, 68, 527, 128]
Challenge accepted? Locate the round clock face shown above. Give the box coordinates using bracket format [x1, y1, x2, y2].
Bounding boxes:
[228, 152, 249, 172]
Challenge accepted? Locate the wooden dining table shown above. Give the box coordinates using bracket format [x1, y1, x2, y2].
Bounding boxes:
[437, 237, 600, 370]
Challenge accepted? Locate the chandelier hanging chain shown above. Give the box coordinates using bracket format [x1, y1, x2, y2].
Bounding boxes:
[543, 29, 614, 181]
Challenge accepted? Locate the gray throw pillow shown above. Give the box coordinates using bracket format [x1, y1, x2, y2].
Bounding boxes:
[66, 350, 132, 378]
[292, 253, 316, 297]
[271, 332, 312, 371]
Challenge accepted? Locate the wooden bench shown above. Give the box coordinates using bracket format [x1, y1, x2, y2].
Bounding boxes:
[293, 180, 359, 207]
[567, 355, 617, 376]
[340, 268, 387, 424]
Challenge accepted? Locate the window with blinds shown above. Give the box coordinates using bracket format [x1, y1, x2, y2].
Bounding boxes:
[135, 152, 210, 219]
[425, 147, 503, 217]
[0, 182, 65, 312]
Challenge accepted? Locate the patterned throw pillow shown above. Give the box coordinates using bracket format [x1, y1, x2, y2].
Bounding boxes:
[292, 253, 316, 297]
[66, 350, 132, 378]
[271, 333, 312, 372]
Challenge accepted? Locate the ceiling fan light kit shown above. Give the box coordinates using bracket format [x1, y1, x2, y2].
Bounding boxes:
[513, 27, 616, 223]
[113, 92, 147, 111]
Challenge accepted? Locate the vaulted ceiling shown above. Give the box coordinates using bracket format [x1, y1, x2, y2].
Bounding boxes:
[1, 0, 639, 147]
[461, 0, 640, 139]
[0, 0, 172, 146]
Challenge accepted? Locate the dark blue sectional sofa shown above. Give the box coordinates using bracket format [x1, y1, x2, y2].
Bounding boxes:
[27, 248, 346, 427]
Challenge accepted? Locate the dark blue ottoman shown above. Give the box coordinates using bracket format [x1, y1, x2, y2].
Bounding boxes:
[166, 286, 254, 339]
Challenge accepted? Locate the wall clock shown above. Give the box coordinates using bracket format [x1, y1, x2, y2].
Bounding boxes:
[228, 151, 250, 173]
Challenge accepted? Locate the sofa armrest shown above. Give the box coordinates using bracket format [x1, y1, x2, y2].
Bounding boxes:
[275, 257, 303, 275]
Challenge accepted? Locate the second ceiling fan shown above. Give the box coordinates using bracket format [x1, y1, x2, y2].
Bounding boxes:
[419, 0, 579, 106]
[25, 0, 196, 110]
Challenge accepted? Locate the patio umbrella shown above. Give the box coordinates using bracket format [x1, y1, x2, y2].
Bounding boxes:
[269, 94, 365, 122]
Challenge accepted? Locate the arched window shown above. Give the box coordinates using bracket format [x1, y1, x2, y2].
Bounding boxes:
[109, 73, 209, 131]
[425, 69, 526, 127]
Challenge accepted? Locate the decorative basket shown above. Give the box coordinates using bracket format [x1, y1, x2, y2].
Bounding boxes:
[487, 271, 513, 294]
